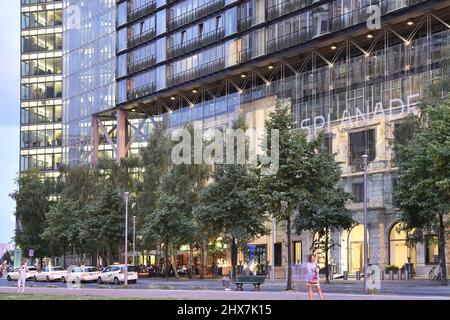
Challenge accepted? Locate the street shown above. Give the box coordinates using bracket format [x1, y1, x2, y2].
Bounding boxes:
[0, 277, 449, 300]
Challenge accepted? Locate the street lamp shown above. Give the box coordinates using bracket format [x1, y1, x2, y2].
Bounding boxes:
[133, 215, 136, 266]
[271, 217, 276, 284]
[124, 192, 129, 286]
[362, 154, 369, 294]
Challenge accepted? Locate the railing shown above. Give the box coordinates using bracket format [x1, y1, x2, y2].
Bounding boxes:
[238, 16, 251, 32]
[167, 27, 225, 59]
[266, 0, 427, 55]
[128, 54, 157, 74]
[167, 58, 225, 86]
[267, 0, 315, 21]
[127, 82, 157, 101]
[128, 1, 157, 23]
[128, 27, 156, 48]
[167, 0, 224, 31]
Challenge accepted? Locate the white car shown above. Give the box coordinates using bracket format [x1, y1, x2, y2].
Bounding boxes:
[6, 266, 38, 281]
[66, 266, 99, 283]
[33, 266, 67, 282]
[97, 264, 138, 285]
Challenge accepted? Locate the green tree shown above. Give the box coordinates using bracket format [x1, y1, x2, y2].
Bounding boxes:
[294, 182, 355, 284]
[10, 171, 54, 261]
[141, 192, 192, 279]
[86, 183, 126, 265]
[394, 97, 450, 286]
[42, 197, 81, 267]
[194, 117, 268, 280]
[257, 101, 330, 290]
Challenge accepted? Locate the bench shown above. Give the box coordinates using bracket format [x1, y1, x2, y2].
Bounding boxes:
[235, 275, 266, 291]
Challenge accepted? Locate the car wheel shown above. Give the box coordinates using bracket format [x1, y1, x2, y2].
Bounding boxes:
[46, 276, 50, 282]
[97, 277, 102, 284]
[33, 276, 38, 282]
[114, 277, 120, 285]
[6, 275, 11, 281]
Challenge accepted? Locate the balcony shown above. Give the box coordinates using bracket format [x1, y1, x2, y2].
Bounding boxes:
[167, 58, 225, 87]
[127, 82, 157, 101]
[128, 1, 157, 23]
[167, 27, 225, 59]
[128, 54, 157, 75]
[167, 0, 225, 31]
[128, 27, 157, 49]
[267, 0, 315, 21]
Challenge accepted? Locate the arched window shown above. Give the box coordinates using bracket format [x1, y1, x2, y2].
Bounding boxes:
[389, 223, 416, 268]
[347, 224, 369, 274]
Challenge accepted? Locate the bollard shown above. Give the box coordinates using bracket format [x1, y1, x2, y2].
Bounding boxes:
[356, 271, 361, 280]
[405, 270, 409, 281]
[381, 270, 384, 280]
[343, 271, 348, 280]
[389, 270, 393, 280]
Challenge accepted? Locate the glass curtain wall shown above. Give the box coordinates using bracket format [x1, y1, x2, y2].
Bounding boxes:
[62, 0, 117, 165]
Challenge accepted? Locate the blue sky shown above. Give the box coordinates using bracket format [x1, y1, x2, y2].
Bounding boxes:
[0, 1, 20, 243]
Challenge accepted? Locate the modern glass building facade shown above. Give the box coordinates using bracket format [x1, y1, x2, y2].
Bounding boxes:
[20, 0, 63, 177]
[62, 0, 117, 165]
[108, 0, 450, 276]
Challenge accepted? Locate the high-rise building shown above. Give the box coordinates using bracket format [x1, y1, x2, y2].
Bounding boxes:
[104, 0, 450, 277]
[20, 0, 63, 178]
[62, 0, 117, 165]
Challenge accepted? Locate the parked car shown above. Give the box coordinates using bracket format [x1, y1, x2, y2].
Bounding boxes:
[6, 266, 38, 281]
[66, 266, 99, 283]
[97, 264, 138, 285]
[33, 266, 67, 282]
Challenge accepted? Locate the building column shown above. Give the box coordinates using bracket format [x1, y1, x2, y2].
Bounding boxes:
[116, 109, 128, 161]
[91, 117, 99, 166]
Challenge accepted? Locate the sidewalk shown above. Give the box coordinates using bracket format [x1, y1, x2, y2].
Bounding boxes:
[113, 277, 450, 297]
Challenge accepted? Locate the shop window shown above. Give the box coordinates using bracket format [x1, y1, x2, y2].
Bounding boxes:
[389, 223, 416, 269]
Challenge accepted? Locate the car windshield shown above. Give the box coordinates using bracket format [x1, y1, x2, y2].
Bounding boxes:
[84, 267, 97, 272]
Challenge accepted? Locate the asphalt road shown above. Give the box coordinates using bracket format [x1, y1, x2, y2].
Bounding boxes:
[1, 277, 449, 300]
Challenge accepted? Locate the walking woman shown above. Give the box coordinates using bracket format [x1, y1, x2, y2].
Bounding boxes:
[304, 254, 323, 300]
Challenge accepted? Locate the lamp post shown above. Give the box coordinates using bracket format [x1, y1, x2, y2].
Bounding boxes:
[362, 155, 369, 294]
[124, 192, 129, 285]
[133, 215, 136, 266]
[271, 217, 276, 283]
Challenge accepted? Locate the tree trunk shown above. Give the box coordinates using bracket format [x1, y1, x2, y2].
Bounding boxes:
[231, 237, 238, 281]
[63, 244, 67, 269]
[286, 217, 293, 291]
[325, 230, 330, 284]
[438, 213, 448, 286]
[164, 243, 169, 281]
[189, 242, 193, 278]
[200, 239, 205, 279]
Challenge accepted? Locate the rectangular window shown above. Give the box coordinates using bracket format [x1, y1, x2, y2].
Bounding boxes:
[274, 242, 282, 266]
[352, 182, 364, 203]
[425, 237, 439, 265]
[349, 129, 376, 167]
[293, 241, 302, 265]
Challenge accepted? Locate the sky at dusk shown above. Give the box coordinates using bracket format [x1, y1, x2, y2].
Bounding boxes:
[0, 1, 20, 243]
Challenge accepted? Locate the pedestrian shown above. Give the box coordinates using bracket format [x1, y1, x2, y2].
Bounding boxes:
[17, 262, 27, 294]
[304, 254, 323, 300]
